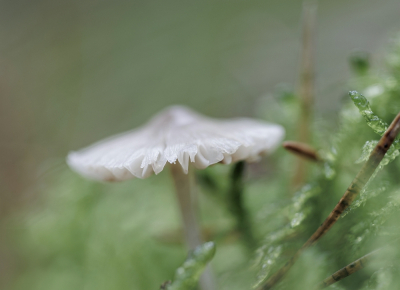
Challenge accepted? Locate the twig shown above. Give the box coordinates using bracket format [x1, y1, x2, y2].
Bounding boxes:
[160, 280, 172, 289]
[292, 0, 317, 190]
[283, 141, 320, 162]
[316, 237, 400, 289]
[315, 250, 376, 289]
[260, 111, 400, 290]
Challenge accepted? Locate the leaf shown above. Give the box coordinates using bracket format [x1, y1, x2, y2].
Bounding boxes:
[349, 91, 389, 136]
[165, 242, 216, 290]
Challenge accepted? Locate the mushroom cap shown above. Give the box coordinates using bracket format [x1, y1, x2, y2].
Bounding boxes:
[67, 106, 285, 181]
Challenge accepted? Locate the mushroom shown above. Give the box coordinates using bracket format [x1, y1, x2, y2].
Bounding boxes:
[67, 105, 285, 290]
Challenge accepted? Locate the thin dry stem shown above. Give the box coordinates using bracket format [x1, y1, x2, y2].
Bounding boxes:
[292, 1, 317, 190]
[315, 251, 376, 289]
[283, 141, 320, 162]
[260, 111, 400, 290]
[316, 238, 400, 289]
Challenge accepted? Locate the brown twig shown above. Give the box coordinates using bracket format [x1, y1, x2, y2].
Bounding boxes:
[283, 141, 320, 162]
[160, 280, 172, 289]
[316, 237, 400, 289]
[260, 111, 400, 290]
[292, 1, 317, 190]
[315, 250, 376, 289]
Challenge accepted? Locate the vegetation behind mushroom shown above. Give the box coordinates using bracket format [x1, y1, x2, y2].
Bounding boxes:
[5, 22, 400, 290]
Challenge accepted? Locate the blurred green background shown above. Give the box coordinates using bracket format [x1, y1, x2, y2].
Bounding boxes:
[2, 1, 400, 289]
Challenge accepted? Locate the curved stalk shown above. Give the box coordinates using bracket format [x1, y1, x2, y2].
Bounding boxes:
[228, 161, 257, 250]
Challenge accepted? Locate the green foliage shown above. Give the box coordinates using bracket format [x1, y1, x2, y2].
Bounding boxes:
[348, 91, 388, 136]
[349, 51, 370, 75]
[250, 36, 400, 290]
[252, 183, 322, 288]
[6, 30, 400, 290]
[165, 242, 216, 290]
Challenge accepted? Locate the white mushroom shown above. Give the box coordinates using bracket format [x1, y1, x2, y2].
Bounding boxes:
[67, 106, 284, 181]
[66, 105, 284, 290]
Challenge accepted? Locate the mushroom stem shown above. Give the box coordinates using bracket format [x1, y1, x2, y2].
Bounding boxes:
[170, 163, 216, 290]
[170, 163, 203, 249]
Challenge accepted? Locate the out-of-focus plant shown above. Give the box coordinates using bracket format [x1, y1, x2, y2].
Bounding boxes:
[253, 36, 400, 290]
[161, 242, 216, 290]
[6, 22, 400, 290]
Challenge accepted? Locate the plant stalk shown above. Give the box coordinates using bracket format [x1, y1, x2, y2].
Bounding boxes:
[283, 141, 320, 162]
[315, 237, 400, 289]
[260, 111, 400, 290]
[228, 161, 257, 250]
[315, 250, 376, 289]
[292, 0, 317, 190]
